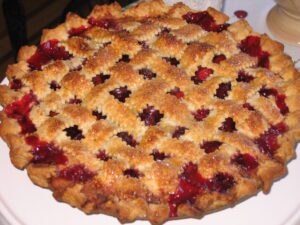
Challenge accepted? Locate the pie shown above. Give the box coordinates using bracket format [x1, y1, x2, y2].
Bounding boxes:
[0, 0, 300, 224]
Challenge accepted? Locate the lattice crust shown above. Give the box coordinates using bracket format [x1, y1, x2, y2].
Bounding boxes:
[0, 0, 300, 224]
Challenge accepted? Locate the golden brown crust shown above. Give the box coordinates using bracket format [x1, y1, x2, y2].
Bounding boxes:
[0, 1, 299, 225]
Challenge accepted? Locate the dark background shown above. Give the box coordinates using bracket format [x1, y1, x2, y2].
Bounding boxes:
[0, 0, 136, 80]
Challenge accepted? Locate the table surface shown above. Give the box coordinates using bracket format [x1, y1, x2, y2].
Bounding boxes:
[0, 0, 299, 225]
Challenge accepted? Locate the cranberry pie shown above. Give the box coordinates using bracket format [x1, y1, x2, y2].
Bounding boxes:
[0, 0, 300, 224]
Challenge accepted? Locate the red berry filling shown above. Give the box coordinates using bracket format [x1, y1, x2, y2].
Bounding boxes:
[193, 108, 210, 121]
[50, 80, 61, 91]
[88, 17, 119, 30]
[168, 162, 235, 217]
[117, 132, 138, 147]
[4, 93, 38, 134]
[49, 111, 59, 117]
[27, 39, 72, 71]
[96, 150, 111, 161]
[139, 105, 164, 126]
[259, 87, 289, 115]
[212, 54, 226, 64]
[138, 68, 157, 80]
[92, 74, 110, 86]
[192, 67, 214, 84]
[234, 10, 248, 19]
[232, 153, 258, 171]
[239, 36, 270, 68]
[118, 54, 130, 63]
[172, 126, 187, 139]
[255, 122, 288, 156]
[68, 25, 89, 37]
[10, 79, 23, 90]
[26, 135, 68, 165]
[151, 149, 169, 161]
[138, 41, 149, 49]
[201, 141, 223, 153]
[243, 103, 255, 111]
[58, 164, 95, 183]
[168, 87, 184, 99]
[236, 70, 254, 83]
[168, 162, 209, 217]
[160, 27, 171, 34]
[215, 82, 231, 99]
[67, 96, 82, 104]
[163, 57, 180, 66]
[124, 168, 141, 178]
[109, 86, 131, 103]
[183, 11, 229, 32]
[92, 110, 107, 120]
[219, 117, 236, 132]
[63, 125, 85, 140]
[210, 172, 235, 193]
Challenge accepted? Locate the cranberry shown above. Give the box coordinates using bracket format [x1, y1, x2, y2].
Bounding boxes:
[67, 96, 82, 104]
[124, 168, 141, 178]
[160, 27, 171, 34]
[275, 94, 289, 115]
[168, 162, 236, 217]
[26, 135, 68, 165]
[27, 39, 72, 71]
[88, 17, 119, 30]
[172, 126, 187, 139]
[117, 132, 138, 147]
[193, 108, 210, 121]
[210, 172, 235, 193]
[109, 86, 131, 103]
[151, 149, 169, 161]
[192, 67, 214, 84]
[92, 110, 107, 120]
[215, 82, 231, 99]
[138, 41, 149, 49]
[49, 111, 59, 117]
[70, 65, 83, 72]
[232, 153, 258, 171]
[96, 150, 111, 161]
[139, 105, 164, 126]
[201, 141, 222, 153]
[219, 117, 236, 132]
[183, 11, 229, 32]
[63, 125, 85, 140]
[234, 10, 248, 19]
[58, 164, 95, 183]
[259, 87, 289, 115]
[243, 103, 255, 111]
[118, 54, 130, 63]
[50, 80, 61, 91]
[239, 36, 270, 69]
[163, 57, 180, 66]
[10, 79, 23, 90]
[138, 68, 157, 80]
[4, 93, 38, 134]
[168, 87, 184, 99]
[212, 54, 226, 64]
[255, 122, 288, 156]
[92, 74, 110, 86]
[259, 87, 276, 98]
[68, 25, 89, 37]
[236, 70, 254, 83]
[168, 162, 209, 217]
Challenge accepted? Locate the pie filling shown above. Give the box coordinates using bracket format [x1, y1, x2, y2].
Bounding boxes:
[169, 162, 235, 217]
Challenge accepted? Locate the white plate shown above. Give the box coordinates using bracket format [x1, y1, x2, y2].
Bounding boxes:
[1, 0, 300, 225]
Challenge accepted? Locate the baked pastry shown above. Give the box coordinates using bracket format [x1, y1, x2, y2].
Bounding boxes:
[0, 0, 299, 224]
